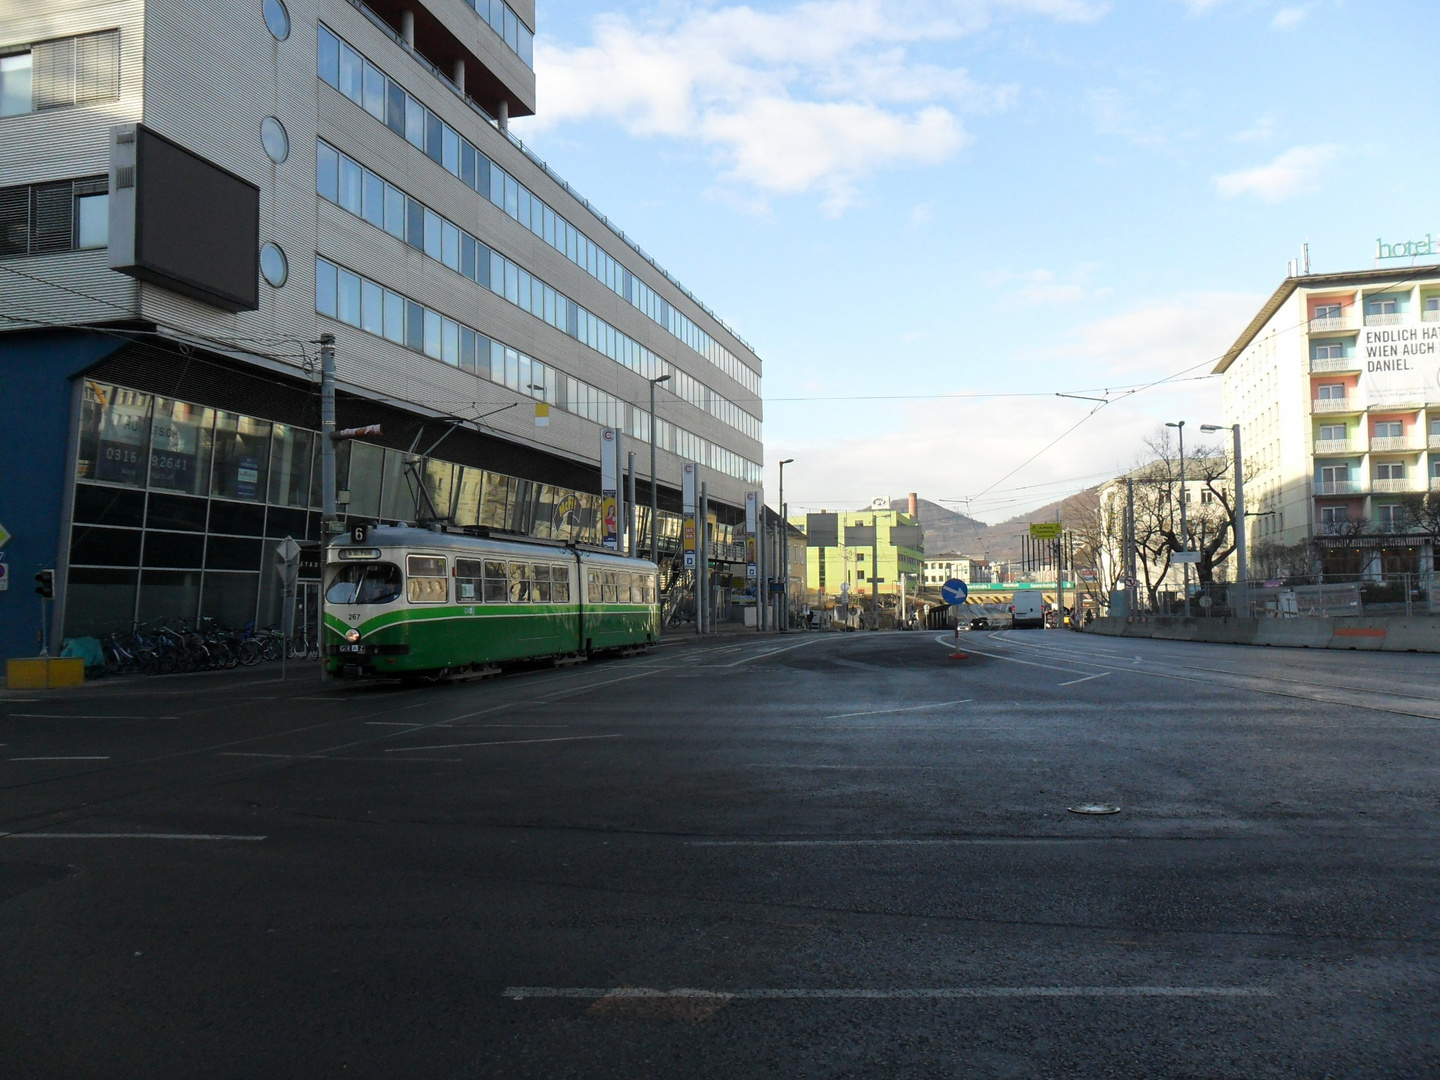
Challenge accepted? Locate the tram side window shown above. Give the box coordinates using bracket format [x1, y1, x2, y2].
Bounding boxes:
[587, 569, 601, 601]
[326, 563, 403, 605]
[406, 554, 448, 603]
[509, 561, 530, 603]
[455, 558, 482, 601]
[552, 566, 571, 603]
[644, 575, 656, 604]
[602, 570, 617, 603]
[483, 560, 508, 602]
[532, 564, 552, 603]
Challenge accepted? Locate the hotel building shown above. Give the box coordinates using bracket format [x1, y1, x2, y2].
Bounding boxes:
[1215, 265, 1439, 578]
[0, 0, 764, 657]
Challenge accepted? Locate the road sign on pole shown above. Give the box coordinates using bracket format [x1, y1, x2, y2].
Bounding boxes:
[1029, 522, 1062, 540]
[940, 578, 969, 606]
[275, 537, 302, 681]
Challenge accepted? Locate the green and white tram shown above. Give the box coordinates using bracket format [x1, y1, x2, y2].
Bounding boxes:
[323, 524, 660, 679]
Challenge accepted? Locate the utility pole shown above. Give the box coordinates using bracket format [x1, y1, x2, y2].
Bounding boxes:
[320, 333, 337, 521]
[1125, 477, 1138, 615]
[778, 459, 793, 631]
[1053, 505, 1063, 630]
[626, 451, 637, 557]
[691, 480, 702, 633]
[648, 374, 670, 562]
[755, 498, 766, 633]
[872, 515, 880, 629]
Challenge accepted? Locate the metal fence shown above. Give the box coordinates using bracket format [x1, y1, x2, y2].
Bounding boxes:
[1144, 572, 1439, 619]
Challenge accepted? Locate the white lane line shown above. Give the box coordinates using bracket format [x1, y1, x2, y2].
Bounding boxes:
[213, 752, 462, 762]
[687, 838, 1076, 847]
[8, 756, 111, 761]
[1058, 672, 1111, 687]
[1, 832, 266, 841]
[386, 733, 625, 753]
[505, 985, 1274, 1001]
[932, 636, 1105, 679]
[827, 699, 973, 719]
[364, 721, 424, 726]
[724, 638, 824, 667]
[8, 714, 177, 720]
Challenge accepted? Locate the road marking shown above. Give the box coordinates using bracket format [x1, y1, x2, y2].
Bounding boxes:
[724, 638, 824, 666]
[213, 752, 462, 762]
[0, 832, 266, 841]
[364, 721, 424, 726]
[8, 756, 111, 761]
[504, 985, 1273, 1001]
[1058, 672, 1111, 686]
[386, 733, 625, 753]
[7, 714, 177, 720]
[827, 699, 973, 719]
[686, 838, 1076, 847]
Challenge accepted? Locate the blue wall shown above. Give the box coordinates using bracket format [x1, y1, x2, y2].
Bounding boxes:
[0, 330, 126, 659]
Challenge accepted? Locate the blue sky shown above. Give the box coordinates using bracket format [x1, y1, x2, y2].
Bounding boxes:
[513, 0, 1440, 522]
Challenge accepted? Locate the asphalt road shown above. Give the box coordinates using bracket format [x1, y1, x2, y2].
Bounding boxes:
[1, 629, 1437, 1078]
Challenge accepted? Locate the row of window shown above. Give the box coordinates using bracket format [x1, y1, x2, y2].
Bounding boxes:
[316, 23, 761, 398]
[1312, 297, 1440, 320]
[316, 140, 759, 441]
[1320, 504, 1426, 531]
[1317, 421, 1440, 441]
[468, 0, 534, 69]
[0, 177, 108, 260]
[314, 256, 763, 484]
[0, 30, 120, 117]
[1318, 462, 1440, 482]
[328, 555, 655, 607]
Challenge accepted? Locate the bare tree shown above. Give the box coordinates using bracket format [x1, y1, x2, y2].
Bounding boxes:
[1396, 492, 1440, 541]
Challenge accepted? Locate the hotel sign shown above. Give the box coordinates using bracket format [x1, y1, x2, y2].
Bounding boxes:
[1359, 323, 1440, 407]
[1375, 235, 1438, 260]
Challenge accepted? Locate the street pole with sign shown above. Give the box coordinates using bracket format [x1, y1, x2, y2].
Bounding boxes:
[275, 537, 301, 681]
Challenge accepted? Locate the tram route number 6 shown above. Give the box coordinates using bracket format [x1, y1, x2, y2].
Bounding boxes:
[351, 524, 370, 544]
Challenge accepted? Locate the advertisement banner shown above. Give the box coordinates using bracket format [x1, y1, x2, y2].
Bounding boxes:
[601, 496, 618, 549]
[682, 463, 698, 515]
[1358, 322, 1440, 408]
[601, 428, 619, 494]
[745, 491, 758, 534]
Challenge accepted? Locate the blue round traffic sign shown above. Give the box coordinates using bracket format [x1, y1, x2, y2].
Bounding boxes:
[940, 578, 968, 605]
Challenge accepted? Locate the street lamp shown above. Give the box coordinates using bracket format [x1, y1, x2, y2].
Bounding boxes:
[778, 458, 794, 631]
[1166, 420, 1190, 617]
[1201, 423, 1247, 617]
[648, 374, 671, 563]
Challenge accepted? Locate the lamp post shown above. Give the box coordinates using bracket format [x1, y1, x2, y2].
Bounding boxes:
[648, 374, 671, 562]
[1165, 420, 1189, 617]
[778, 458, 793, 631]
[1202, 423, 1246, 617]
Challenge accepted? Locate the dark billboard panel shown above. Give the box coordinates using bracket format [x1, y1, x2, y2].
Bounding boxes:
[806, 512, 838, 547]
[110, 125, 259, 311]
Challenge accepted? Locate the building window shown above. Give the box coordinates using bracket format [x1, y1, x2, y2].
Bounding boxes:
[1376, 462, 1406, 480]
[0, 176, 108, 259]
[1320, 505, 1348, 532]
[1316, 383, 1346, 401]
[0, 51, 32, 115]
[1367, 297, 1398, 315]
[1320, 464, 1349, 483]
[1312, 341, 1344, 360]
[1318, 424, 1346, 441]
[1373, 421, 1402, 439]
[1375, 504, 1404, 531]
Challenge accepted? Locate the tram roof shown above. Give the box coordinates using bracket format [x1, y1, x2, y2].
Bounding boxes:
[326, 524, 659, 567]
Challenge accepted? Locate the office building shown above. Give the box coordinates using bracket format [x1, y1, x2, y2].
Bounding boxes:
[1215, 265, 1438, 578]
[0, 0, 764, 657]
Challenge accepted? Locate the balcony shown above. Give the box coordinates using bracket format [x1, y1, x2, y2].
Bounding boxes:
[1308, 315, 1357, 333]
[1423, 309, 1440, 323]
[1429, 433, 1440, 449]
[1313, 398, 1358, 414]
[1309, 356, 1360, 373]
[1313, 438, 1363, 455]
[1364, 312, 1403, 326]
[1432, 476, 1440, 492]
[1314, 480, 1363, 496]
[1372, 478, 1416, 493]
[1370, 436, 1421, 452]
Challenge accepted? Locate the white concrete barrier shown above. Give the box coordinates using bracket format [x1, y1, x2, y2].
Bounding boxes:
[1088, 615, 1440, 653]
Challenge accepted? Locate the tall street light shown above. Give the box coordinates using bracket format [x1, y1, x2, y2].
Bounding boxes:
[648, 373, 671, 563]
[778, 458, 794, 631]
[1202, 423, 1247, 617]
[1165, 420, 1190, 617]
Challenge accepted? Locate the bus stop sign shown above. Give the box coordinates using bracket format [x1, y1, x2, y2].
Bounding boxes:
[941, 579, 969, 605]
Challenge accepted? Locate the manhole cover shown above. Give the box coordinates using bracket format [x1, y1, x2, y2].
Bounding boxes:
[1068, 804, 1121, 815]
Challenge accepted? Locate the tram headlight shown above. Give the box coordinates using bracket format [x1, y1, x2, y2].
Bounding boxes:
[345, 629, 360, 643]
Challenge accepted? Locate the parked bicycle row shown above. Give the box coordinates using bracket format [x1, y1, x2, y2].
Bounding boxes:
[97, 617, 319, 676]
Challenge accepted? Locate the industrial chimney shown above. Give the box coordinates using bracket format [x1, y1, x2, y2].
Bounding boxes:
[908, 492, 918, 517]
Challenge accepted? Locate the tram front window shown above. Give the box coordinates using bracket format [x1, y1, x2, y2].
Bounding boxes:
[326, 563, 403, 605]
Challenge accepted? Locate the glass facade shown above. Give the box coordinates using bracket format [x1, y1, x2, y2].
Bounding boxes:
[316, 140, 760, 441]
[317, 24, 761, 398]
[64, 380, 726, 636]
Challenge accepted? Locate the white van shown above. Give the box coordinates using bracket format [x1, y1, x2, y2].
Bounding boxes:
[1011, 590, 1045, 629]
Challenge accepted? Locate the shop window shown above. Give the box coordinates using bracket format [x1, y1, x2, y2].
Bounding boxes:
[146, 493, 208, 532]
[201, 571, 260, 628]
[205, 536, 262, 571]
[265, 506, 308, 539]
[137, 570, 201, 625]
[142, 530, 205, 569]
[77, 383, 151, 487]
[64, 568, 137, 636]
[267, 424, 313, 507]
[69, 525, 141, 567]
[209, 500, 265, 536]
[149, 397, 213, 496]
[211, 412, 271, 502]
[72, 484, 144, 527]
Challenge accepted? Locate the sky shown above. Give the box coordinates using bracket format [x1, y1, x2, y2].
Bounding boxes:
[512, 0, 1440, 524]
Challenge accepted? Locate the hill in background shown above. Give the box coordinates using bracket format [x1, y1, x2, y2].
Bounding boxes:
[875, 491, 1101, 564]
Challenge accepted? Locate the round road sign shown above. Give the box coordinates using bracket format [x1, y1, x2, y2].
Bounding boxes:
[940, 578, 969, 605]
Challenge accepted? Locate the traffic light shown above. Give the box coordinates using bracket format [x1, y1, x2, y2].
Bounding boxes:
[34, 569, 54, 599]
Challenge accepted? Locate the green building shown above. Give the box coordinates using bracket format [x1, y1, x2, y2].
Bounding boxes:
[789, 509, 924, 603]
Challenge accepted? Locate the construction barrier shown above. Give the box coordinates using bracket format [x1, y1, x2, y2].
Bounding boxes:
[6, 657, 86, 689]
[1087, 616, 1440, 654]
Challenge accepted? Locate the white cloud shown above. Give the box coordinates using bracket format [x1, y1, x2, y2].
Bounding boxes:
[1068, 292, 1265, 376]
[1272, 6, 1307, 29]
[526, 1, 1106, 212]
[983, 268, 1088, 308]
[1232, 113, 1277, 142]
[1214, 144, 1340, 202]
